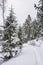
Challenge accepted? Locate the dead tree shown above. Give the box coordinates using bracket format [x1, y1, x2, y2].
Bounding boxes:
[0, 0, 6, 24]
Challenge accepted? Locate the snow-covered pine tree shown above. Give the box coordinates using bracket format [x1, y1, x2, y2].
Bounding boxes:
[31, 19, 40, 39]
[24, 15, 31, 40]
[18, 26, 22, 45]
[21, 25, 26, 43]
[2, 6, 18, 60]
[34, 0, 43, 37]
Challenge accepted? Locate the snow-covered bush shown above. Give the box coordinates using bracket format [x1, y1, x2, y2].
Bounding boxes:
[30, 41, 36, 46]
[29, 39, 42, 47]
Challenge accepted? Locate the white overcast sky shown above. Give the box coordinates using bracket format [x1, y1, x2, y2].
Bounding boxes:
[0, 0, 39, 26]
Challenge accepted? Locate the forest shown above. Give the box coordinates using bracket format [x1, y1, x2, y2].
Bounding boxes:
[0, 0, 43, 65]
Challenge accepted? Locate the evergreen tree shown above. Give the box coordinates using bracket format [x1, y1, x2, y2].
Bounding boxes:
[34, 0, 43, 36]
[18, 26, 22, 45]
[24, 15, 31, 40]
[2, 6, 17, 60]
[21, 25, 26, 43]
[31, 19, 40, 39]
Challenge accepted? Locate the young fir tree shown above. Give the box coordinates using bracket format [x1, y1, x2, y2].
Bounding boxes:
[34, 0, 43, 36]
[24, 15, 31, 40]
[31, 19, 40, 39]
[18, 26, 22, 45]
[2, 6, 17, 60]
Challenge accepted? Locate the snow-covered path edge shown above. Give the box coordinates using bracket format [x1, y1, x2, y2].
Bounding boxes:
[31, 46, 42, 65]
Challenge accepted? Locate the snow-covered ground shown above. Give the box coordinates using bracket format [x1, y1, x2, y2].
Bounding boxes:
[1, 38, 43, 65]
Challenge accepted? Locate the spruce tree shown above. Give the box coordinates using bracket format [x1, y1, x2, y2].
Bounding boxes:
[24, 15, 31, 40]
[18, 26, 22, 45]
[34, 0, 43, 36]
[31, 19, 40, 39]
[2, 6, 17, 60]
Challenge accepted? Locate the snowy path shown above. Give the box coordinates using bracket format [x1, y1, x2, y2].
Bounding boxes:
[0, 58, 3, 65]
[1, 44, 43, 65]
[23, 44, 42, 65]
[31, 46, 42, 65]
